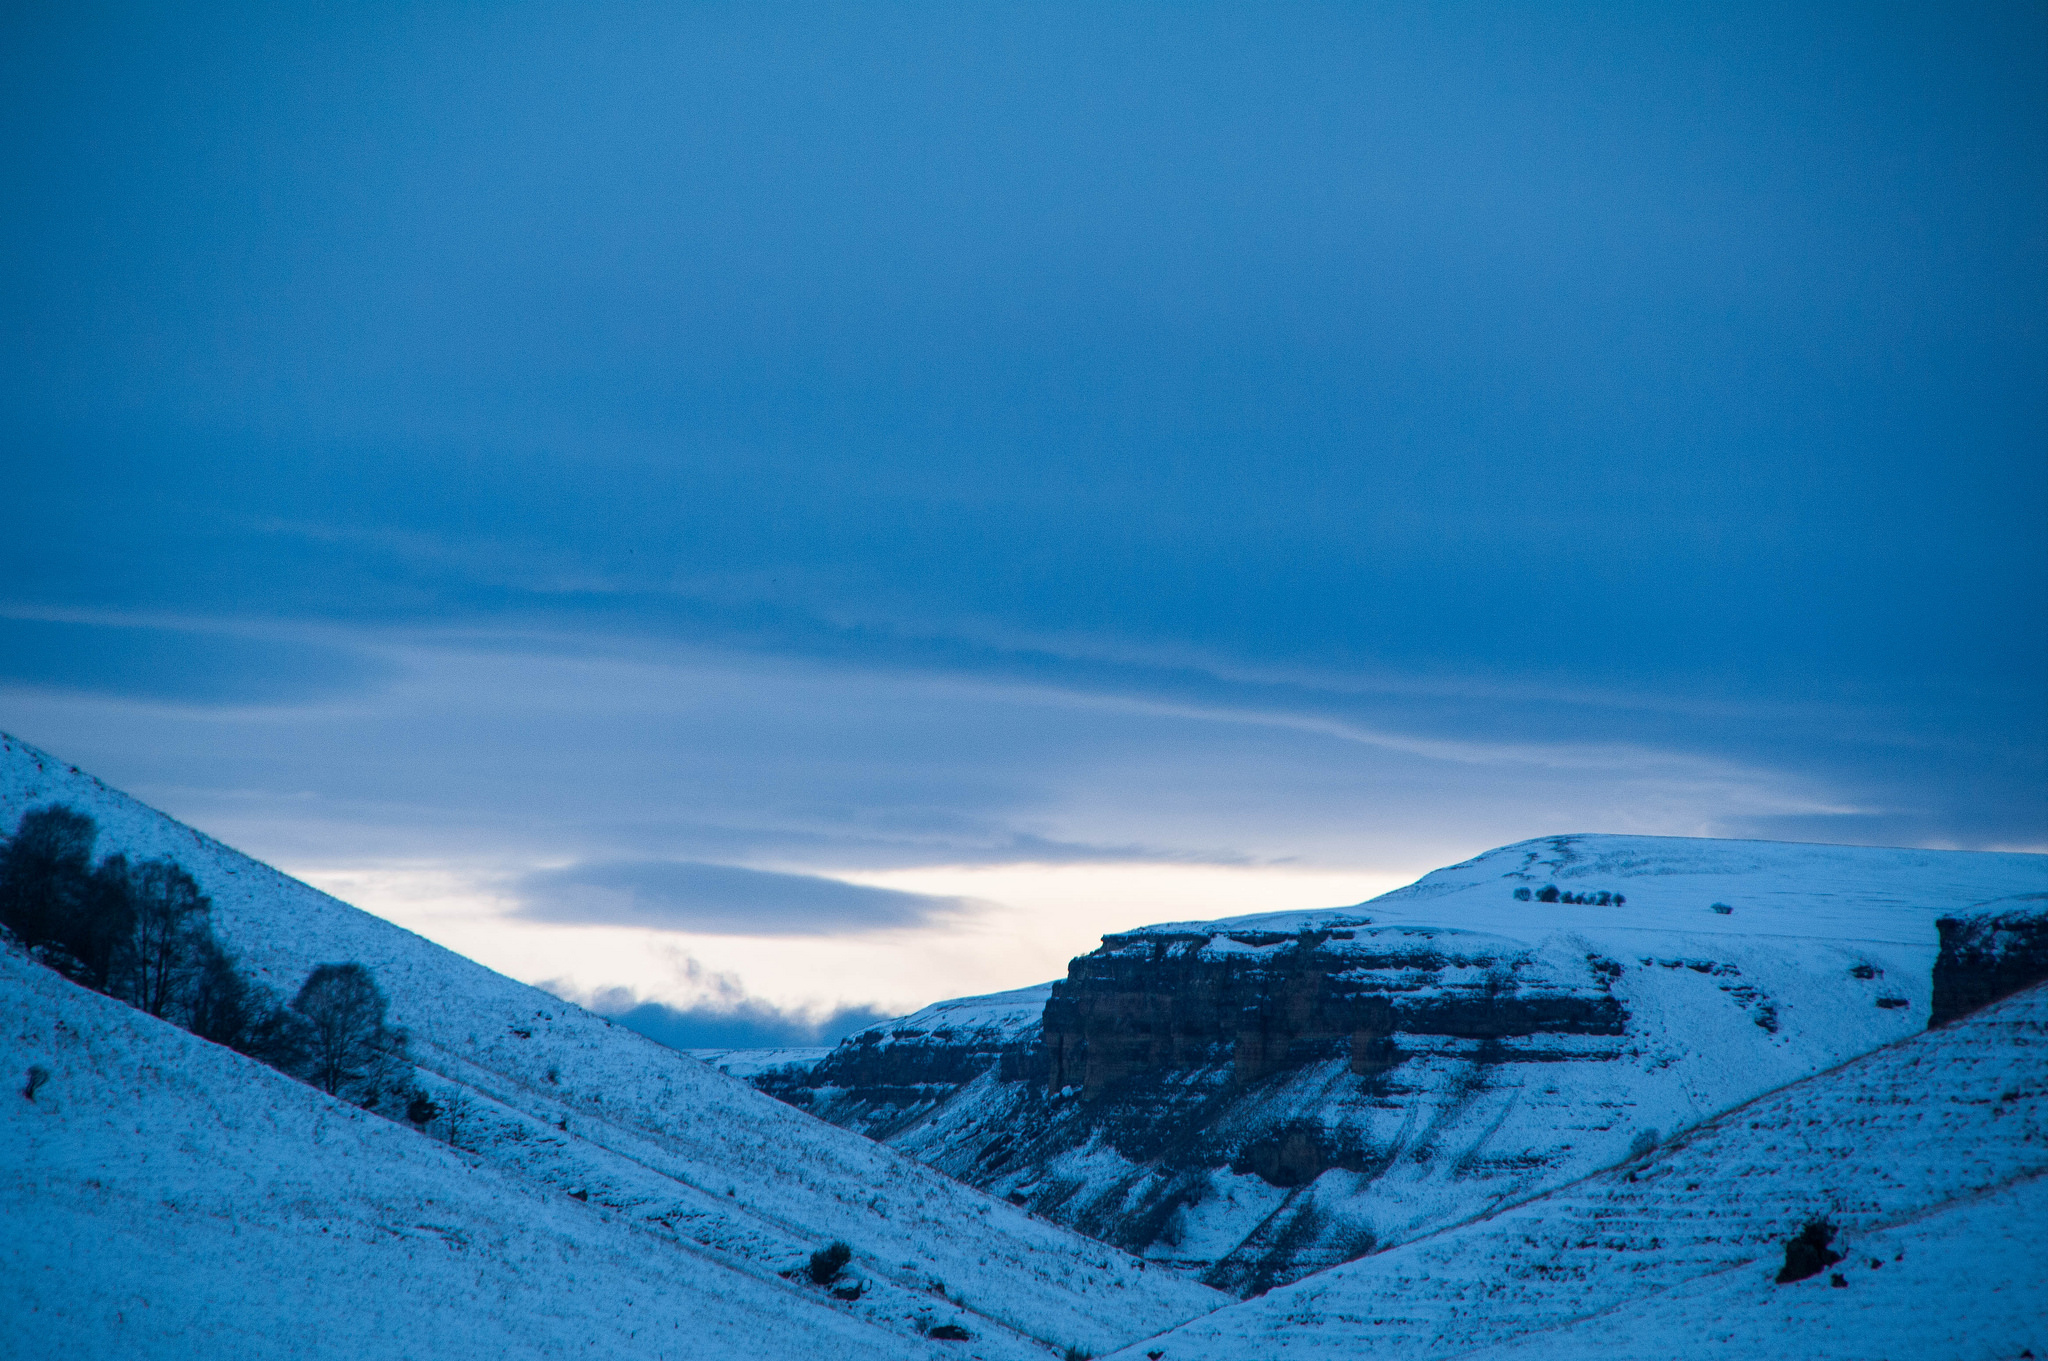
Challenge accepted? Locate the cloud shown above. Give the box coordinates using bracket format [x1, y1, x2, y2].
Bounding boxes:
[541, 968, 894, 1049]
[514, 858, 979, 935]
[593, 995, 893, 1050]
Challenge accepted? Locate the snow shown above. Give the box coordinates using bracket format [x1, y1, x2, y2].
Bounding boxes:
[684, 1046, 833, 1080]
[1463, 1178, 2048, 1361]
[1105, 979, 2048, 1359]
[1138, 833, 2045, 948]
[688, 989, 1056, 1084]
[6, 730, 2039, 1359]
[3, 950, 967, 1360]
[845, 984, 1055, 1047]
[0, 732, 1226, 1358]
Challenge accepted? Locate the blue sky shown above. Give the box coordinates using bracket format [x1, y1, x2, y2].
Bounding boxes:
[3, 2, 2043, 1041]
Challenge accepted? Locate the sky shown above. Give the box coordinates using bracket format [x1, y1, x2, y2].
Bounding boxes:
[3, 1, 2044, 1044]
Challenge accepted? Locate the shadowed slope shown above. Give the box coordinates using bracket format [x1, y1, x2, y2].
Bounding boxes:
[1106, 979, 2048, 1359]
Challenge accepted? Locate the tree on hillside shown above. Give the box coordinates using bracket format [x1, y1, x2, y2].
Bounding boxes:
[75, 853, 141, 990]
[4, 805, 420, 1122]
[0, 806, 145, 989]
[187, 935, 306, 1066]
[292, 962, 410, 1107]
[115, 857, 212, 1019]
[0, 804, 99, 955]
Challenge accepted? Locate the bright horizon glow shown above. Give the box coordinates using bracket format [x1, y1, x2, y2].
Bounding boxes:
[290, 859, 1416, 1019]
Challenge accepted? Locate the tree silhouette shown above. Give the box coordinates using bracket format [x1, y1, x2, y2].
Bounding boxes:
[74, 853, 140, 989]
[117, 858, 211, 1019]
[3, 806, 416, 1115]
[188, 935, 305, 1065]
[0, 804, 98, 956]
[292, 962, 408, 1105]
[807, 1240, 852, 1285]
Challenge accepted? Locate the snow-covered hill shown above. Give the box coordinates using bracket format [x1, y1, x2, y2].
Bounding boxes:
[0, 733, 1225, 1358]
[686, 1045, 835, 1081]
[777, 986, 1056, 1134]
[3, 949, 1016, 1360]
[1457, 1180, 2047, 1361]
[1107, 977, 2048, 1360]
[775, 834, 2048, 1292]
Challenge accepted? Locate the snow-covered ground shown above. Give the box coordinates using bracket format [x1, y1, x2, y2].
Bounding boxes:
[0, 732, 1225, 1358]
[7, 730, 2040, 1359]
[1141, 831, 2045, 954]
[1105, 979, 2048, 1359]
[3, 949, 1001, 1360]
[685, 1046, 833, 1080]
[1463, 1178, 2047, 1361]
[711, 987, 1053, 1087]
[853, 985, 1057, 1041]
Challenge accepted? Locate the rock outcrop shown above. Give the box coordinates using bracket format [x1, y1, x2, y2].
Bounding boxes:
[1042, 923, 1625, 1098]
[1930, 895, 2048, 1026]
[779, 986, 1051, 1141]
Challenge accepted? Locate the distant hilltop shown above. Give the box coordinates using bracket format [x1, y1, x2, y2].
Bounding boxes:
[770, 831, 2048, 1294]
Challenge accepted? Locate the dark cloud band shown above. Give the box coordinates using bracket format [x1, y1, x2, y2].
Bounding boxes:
[514, 858, 976, 936]
[0, 616, 390, 706]
[540, 980, 893, 1049]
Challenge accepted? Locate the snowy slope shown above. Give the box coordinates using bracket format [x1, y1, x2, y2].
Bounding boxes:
[1105, 979, 2048, 1360]
[0, 733, 1225, 1357]
[776, 833, 2048, 1292]
[692, 989, 1053, 1088]
[685, 1045, 834, 1081]
[1149, 831, 2044, 950]
[866, 985, 1057, 1036]
[2, 949, 992, 1361]
[1461, 1178, 2047, 1361]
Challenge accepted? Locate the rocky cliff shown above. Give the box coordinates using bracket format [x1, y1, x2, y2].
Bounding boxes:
[1930, 894, 2048, 1026]
[777, 834, 2048, 1295]
[1042, 922, 1625, 1097]
[776, 986, 1051, 1141]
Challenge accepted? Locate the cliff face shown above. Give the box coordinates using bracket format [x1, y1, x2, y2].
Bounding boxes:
[1930, 896, 2048, 1027]
[777, 835, 2048, 1296]
[1042, 924, 1624, 1098]
[780, 986, 1051, 1144]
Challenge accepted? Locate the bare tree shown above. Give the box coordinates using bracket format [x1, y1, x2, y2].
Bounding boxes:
[187, 935, 306, 1067]
[291, 962, 409, 1107]
[0, 805, 98, 956]
[76, 853, 140, 990]
[117, 858, 211, 1019]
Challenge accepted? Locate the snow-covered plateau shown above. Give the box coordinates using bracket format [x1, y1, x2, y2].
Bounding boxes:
[769, 834, 2048, 1295]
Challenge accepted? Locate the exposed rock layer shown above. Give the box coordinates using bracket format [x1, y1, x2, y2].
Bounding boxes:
[1930, 897, 2048, 1026]
[1042, 924, 1625, 1098]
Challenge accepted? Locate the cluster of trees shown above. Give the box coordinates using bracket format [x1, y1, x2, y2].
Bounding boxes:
[1512, 885, 1625, 906]
[0, 803, 412, 1114]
